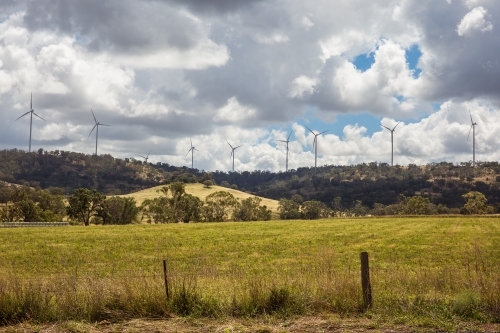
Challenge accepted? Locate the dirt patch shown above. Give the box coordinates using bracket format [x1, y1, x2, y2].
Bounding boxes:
[1, 316, 499, 333]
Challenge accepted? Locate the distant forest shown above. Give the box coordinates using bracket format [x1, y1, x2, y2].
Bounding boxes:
[1, 148, 500, 210]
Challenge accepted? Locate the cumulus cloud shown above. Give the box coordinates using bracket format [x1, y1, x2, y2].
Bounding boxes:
[0, 0, 500, 172]
[456, 6, 493, 36]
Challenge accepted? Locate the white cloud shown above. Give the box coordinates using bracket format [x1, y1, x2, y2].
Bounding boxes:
[288, 75, 318, 98]
[214, 97, 257, 123]
[456, 6, 493, 36]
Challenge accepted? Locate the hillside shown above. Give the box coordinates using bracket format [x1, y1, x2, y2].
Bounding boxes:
[121, 183, 279, 211]
[1, 149, 500, 210]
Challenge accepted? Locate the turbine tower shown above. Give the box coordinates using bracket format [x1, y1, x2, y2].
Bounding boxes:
[15, 93, 46, 153]
[139, 150, 152, 163]
[467, 111, 477, 167]
[381, 121, 401, 166]
[227, 140, 242, 172]
[304, 125, 328, 169]
[186, 138, 198, 169]
[88, 109, 110, 156]
[277, 130, 293, 172]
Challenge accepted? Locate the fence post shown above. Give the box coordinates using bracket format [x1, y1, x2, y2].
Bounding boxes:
[360, 251, 372, 309]
[163, 259, 170, 301]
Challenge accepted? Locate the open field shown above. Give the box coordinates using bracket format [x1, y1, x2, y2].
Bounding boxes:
[120, 183, 280, 211]
[1, 216, 500, 330]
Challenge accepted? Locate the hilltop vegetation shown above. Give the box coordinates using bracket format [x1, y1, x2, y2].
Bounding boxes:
[1, 149, 500, 211]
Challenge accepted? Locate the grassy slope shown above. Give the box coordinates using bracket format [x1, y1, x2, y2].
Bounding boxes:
[120, 183, 280, 211]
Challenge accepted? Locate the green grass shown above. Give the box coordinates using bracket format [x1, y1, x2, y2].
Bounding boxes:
[1, 216, 500, 327]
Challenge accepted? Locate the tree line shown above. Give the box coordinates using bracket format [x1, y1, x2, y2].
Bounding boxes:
[277, 191, 494, 219]
[0, 179, 494, 225]
[0, 182, 272, 224]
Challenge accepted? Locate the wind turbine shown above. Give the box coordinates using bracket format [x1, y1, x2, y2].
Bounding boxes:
[88, 109, 110, 156]
[186, 138, 198, 169]
[227, 140, 242, 172]
[304, 125, 328, 169]
[381, 121, 401, 166]
[15, 93, 46, 153]
[139, 150, 152, 163]
[277, 130, 293, 172]
[467, 110, 477, 167]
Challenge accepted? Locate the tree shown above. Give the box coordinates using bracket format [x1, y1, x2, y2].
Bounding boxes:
[140, 184, 203, 223]
[97, 197, 139, 224]
[301, 200, 329, 219]
[404, 196, 431, 215]
[332, 196, 343, 216]
[203, 191, 238, 222]
[203, 180, 214, 188]
[462, 191, 491, 214]
[278, 198, 301, 220]
[66, 188, 106, 226]
[178, 194, 203, 222]
[233, 197, 272, 221]
[141, 197, 171, 223]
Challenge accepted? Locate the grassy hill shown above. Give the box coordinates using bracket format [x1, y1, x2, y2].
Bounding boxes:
[120, 183, 280, 212]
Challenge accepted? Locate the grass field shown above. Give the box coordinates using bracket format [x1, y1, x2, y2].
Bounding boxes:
[1, 216, 500, 329]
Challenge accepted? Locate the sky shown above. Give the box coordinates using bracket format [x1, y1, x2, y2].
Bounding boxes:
[1, 0, 500, 172]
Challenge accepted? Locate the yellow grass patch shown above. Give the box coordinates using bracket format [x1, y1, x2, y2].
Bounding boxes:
[120, 183, 280, 211]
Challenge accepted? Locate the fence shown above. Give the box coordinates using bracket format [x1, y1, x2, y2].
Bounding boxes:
[2, 222, 69, 228]
[1, 251, 498, 322]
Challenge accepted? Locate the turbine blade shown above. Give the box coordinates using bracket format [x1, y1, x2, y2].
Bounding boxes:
[287, 130, 293, 141]
[319, 130, 328, 135]
[276, 140, 287, 143]
[190, 137, 193, 148]
[15, 111, 31, 121]
[88, 124, 97, 137]
[234, 145, 243, 149]
[194, 148, 199, 151]
[304, 125, 315, 135]
[139, 155, 146, 159]
[100, 124, 111, 126]
[32, 112, 46, 121]
[393, 121, 401, 131]
[381, 124, 391, 131]
[185, 149, 192, 157]
[226, 140, 233, 149]
[91, 109, 97, 123]
[469, 110, 473, 124]
[30, 93, 32, 110]
[467, 125, 472, 141]
[147, 150, 151, 158]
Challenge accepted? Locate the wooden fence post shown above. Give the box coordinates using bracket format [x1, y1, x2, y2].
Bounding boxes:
[360, 251, 372, 309]
[163, 259, 170, 301]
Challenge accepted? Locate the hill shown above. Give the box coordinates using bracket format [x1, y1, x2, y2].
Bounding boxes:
[1, 149, 500, 211]
[121, 183, 279, 211]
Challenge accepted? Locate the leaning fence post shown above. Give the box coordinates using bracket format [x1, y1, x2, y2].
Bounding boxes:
[163, 259, 170, 301]
[360, 251, 372, 309]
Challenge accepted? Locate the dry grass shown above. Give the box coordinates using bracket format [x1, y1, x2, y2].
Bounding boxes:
[1, 217, 500, 328]
[120, 183, 279, 211]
